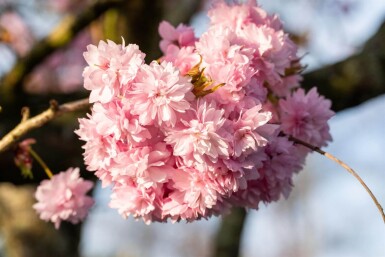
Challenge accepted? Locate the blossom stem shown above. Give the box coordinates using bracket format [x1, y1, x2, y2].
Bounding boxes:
[289, 135, 385, 224]
[28, 148, 53, 179]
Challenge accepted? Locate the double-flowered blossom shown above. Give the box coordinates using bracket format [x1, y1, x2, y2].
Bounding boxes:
[128, 61, 194, 127]
[158, 21, 196, 53]
[76, 0, 334, 223]
[83, 40, 145, 103]
[165, 100, 229, 164]
[33, 168, 94, 229]
[279, 87, 334, 147]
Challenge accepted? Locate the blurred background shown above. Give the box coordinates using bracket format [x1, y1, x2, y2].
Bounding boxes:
[0, 0, 384, 256]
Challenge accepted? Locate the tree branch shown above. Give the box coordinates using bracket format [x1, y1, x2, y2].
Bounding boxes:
[0, 98, 89, 153]
[303, 21, 385, 111]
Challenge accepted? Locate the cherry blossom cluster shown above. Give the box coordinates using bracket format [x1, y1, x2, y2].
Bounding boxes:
[33, 167, 94, 229]
[76, 0, 334, 223]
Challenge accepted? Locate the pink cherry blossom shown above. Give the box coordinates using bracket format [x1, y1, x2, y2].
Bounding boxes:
[33, 167, 94, 229]
[109, 180, 162, 224]
[195, 27, 237, 64]
[109, 143, 172, 188]
[232, 105, 273, 157]
[161, 45, 200, 75]
[163, 160, 242, 222]
[158, 21, 196, 53]
[128, 61, 194, 127]
[76, 0, 334, 223]
[89, 101, 150, 144]
[164, 100, 229, 164]
[83, 41, 145, 103]
[279, 87, 334, 147]
[163, 167, 221, 221]
[76, 115, 120, 171]
[230, 136, 304, 208]
[208, 0, 282, 31]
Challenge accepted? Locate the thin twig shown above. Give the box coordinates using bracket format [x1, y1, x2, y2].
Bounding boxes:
[29, 148, 53, 179]
[20, 107, 30, 123]
[289, 135, 385, 224]
[0, 98, 90, 153]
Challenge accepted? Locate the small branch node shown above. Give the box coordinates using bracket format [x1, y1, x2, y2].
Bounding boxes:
[20, 107, 30, 123]
[49, 100, 59, 111]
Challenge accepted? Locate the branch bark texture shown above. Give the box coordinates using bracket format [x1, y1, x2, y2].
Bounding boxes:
[0, 98, 89, 153]
[303, 21, 385, 111]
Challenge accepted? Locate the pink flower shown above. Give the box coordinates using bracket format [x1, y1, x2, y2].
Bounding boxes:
[279, 87, 334, 146]
[33, 167, 94, 229]
[76, 0, 334, 224]
[203, 61, 254, 104]
[88, 102, 151, 145]
[230, 136, 304, 208]
[109, 180, 162, 224]
[83, 40, 145, 103]
[195, 27, 237, 64]
[204, 1, 299, 97]
[163, 167, 220, 221]
[128, 61, 193, 127]
[165, 100, 229, 164]
[195, 27, 256, 105]
[76, 115, 120, 172]
[163, 162, 240, 222]
[240, 24, 299, 98]
[208, 0, 282, 31]
[76, 101, 153, 176]
[94, 168, 113, 188]
[158, 21, 196, 53]
[208, 1, 252, 31]
[161, 45, 200, 75]
[109, 143, 172, 188]
[232, 105, 273, 157]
